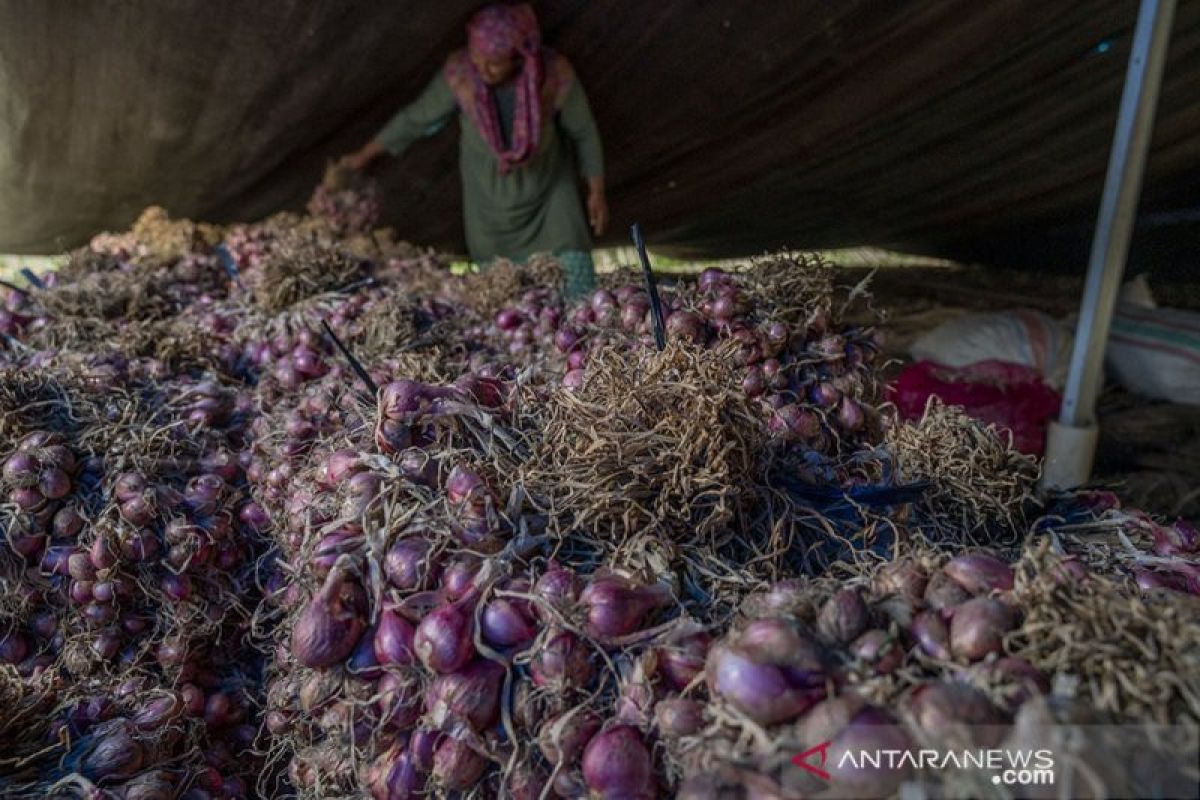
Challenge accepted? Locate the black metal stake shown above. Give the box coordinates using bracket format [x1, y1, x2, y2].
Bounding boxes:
[631, 223, 666, 351]
[321, 319, 379, 398]
[19, 268, 45, 289]
[214, 244, 246, 291]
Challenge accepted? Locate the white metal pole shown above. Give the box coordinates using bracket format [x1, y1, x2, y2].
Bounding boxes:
[1042, 0, 1175, 490]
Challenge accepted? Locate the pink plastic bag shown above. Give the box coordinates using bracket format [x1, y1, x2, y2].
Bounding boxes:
[887, 360, 1062, 455]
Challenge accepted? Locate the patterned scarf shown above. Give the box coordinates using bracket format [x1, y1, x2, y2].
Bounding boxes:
[444, 3, 572, 173]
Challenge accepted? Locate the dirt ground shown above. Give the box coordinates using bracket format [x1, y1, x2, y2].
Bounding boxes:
[840, 264, 1200, 524]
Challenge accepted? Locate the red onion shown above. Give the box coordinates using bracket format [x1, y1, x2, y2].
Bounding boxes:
[81, 720, 144, 780]
[480, 595, 535, 648]
[924, 572, 970, 613]
[837, 396, 865, 432]
[414, 598, 475, 674]
[91, 630, 121, 660]
[1134, 568, 1192, 593]
[706, 640, 825, 725]
[567, 349, 587, 370]
[440, 557, 480, 600]
[741, 366, 765, 397]
[538, 708, 601, 765]
[908, 681, 1008, 746]
[204, 692, 235, 729]
[11, 487, 43, 510]
[654, 698, 705, 739]
[562, 369, 586, 390]
[113, 472, 146, 501]
[119, 495, 155, 526]
[580, 574, 673, 639]
[237, 501, 270, 533]
[0, 631, 29, 664]
[378, 671, 422, 729]
[425, 659, 505, 730]
[432, 734, 487, 791]
[949, 597, 1016, 661]
[317, 449, 360, 487]
[181, 684, 205, 717]
[944, 552, 1015, 595]
[533, 560, 581, 620]
[591, 289, 616, 314]
[495, 308, 522, 330]
[40, 544, 73, 576]
[531, 629, 594, 691]
[710, 294, 737, 323]
[911, 609, 951, 659]
[377, 750, 423, 799]
[666, 311, 706, 345]
[312, 527, 361, 575]
[554, 327, 580, 353]
[817, 588, 870, 645]
[384, 538, 435, 590]
[874, 559, 928, 606]
[184, 474, 224, 516]
[53, 506, 85, 538]
[90, 535, 117, 569]
[38, 467, 71, 499]
[291, 565, 367, 668]
[809, 381, 840, 408]
[656, 629, 711, 691]
[445, 465, 486, 507]
[71, 580, 94, 604]
[9, 528, 46, 559]
[374, 605, 416, 666]
[768, 404, 820, 441]
[410, 728, 441, 771]
[30, 611, 57, 639]
[133, 693, 182, 731]
[3, 452, 41, 488]
[850, 629, 905, 675]
[582, 725, 655, 800]
[161, 573, 192, 602]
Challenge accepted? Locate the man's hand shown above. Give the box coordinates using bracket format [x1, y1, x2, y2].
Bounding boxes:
[340, 141, 384, 172]
[587, 177, 608, 237]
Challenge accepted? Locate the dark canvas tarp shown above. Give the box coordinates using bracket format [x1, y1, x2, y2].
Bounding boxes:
[1, 1, 1198, 274]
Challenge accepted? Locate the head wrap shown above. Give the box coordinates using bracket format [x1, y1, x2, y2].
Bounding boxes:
[444, 3, 571, 172]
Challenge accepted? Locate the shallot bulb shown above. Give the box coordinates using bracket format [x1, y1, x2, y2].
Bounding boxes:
[291, 564, 367, 668]
[579, 573, 673, 639]
[949, 597, 1016, 661]
[656, 629, 712, 691]
[424, 659, 505, 730]
[432, 734, 487, 791]
[654, 698, 705, 739]
[374, 605, 416, 666]
[481, 596, 536, 648]
[538, 708, 601, 765]
[582, 725, 655, 800]
[706, 620, 828, 725]
[817, 588, 870, 645]
[531, 629, 594, 691]
[414, 597, 476, 674]
[944, 552, 1015, 595]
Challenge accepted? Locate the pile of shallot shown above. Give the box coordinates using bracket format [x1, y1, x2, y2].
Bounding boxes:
[1, 178, 1196, 800]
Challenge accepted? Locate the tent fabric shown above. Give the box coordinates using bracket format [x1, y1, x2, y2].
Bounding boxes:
[1, 1, 1199, 272]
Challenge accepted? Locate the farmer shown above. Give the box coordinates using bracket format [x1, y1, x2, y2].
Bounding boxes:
[341, 3, 607, 297]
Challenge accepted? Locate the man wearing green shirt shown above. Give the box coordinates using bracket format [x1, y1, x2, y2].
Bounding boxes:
[342, 3, 607, 298]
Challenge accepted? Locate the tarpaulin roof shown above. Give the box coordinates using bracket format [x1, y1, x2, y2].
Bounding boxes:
[1, 1, 1198, 274]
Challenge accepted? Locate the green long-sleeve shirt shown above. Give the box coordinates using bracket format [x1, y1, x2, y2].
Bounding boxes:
[375, 70, 603, 264]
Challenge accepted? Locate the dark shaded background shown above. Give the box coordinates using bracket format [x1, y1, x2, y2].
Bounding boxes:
[1, 1, 1197, 275]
